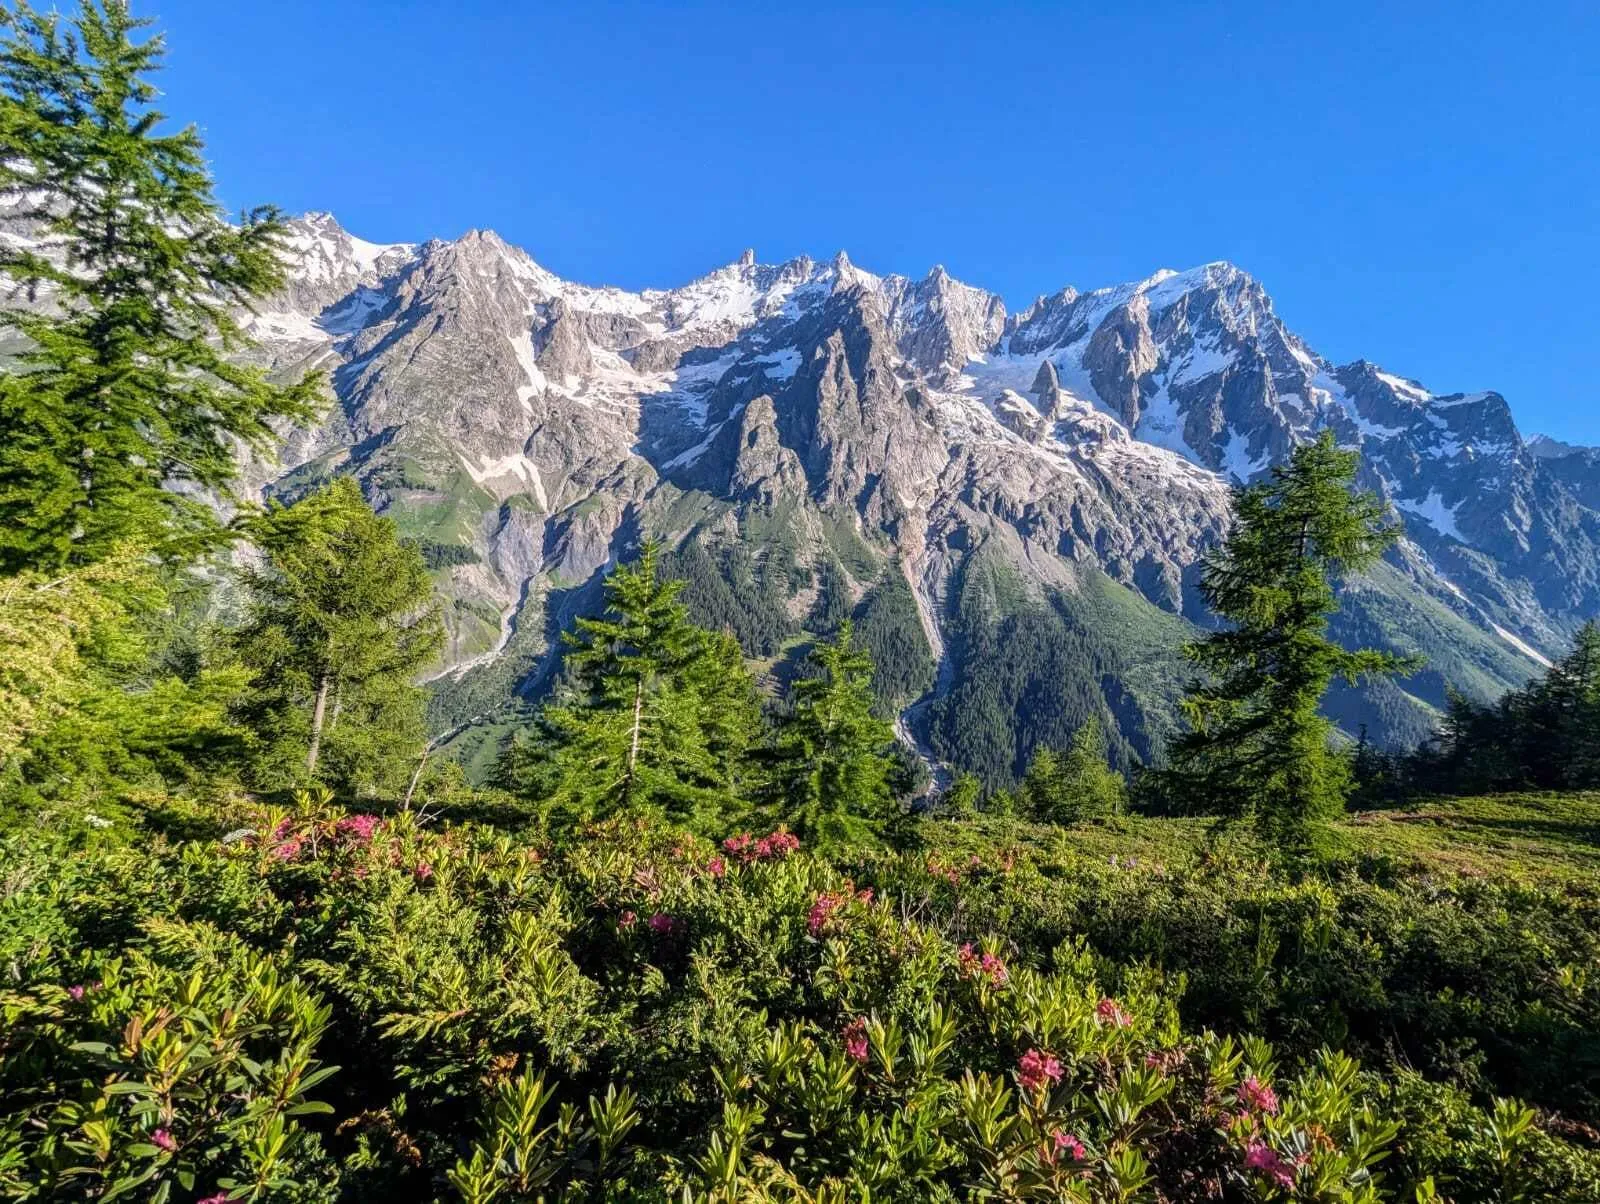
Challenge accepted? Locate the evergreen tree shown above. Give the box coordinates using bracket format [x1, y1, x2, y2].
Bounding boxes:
[0, 548, 250, 816]
[233, 479, 442, 795]
[535, 542, 761, 828]
[1022, 717, 1127, 823]
[768, 621, 899, 847]
[1404, 621, 1600, 796]
[0, 0, 317, 574]
[1166, 432, 1413, 851]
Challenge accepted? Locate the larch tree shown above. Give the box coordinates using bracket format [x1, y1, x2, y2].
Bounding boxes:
[0, 0, 317, 574]
[233, 478, 442, 795]
[1166, 431, 1414, 853]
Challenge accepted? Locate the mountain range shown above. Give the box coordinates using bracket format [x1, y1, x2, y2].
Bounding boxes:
[231, 213, 1600, 784]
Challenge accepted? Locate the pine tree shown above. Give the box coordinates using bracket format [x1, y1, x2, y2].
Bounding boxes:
[1166, 432, 1414, 852]
[768, 621, 899, 847]
[536, 542, 760, 828]
[0, 0, 317, 574]
[233, 479, 442, 795]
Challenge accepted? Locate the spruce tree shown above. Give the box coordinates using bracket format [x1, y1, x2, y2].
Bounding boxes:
[233, 479, 442, 795]
[768, 621, 899, 847]
[1167, 432, 1413, 851]
[0, 0, 317, 573]
[537, 542, 760, 827]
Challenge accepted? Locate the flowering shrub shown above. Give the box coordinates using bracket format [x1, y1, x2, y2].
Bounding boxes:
[2, 804, 1596, 1201]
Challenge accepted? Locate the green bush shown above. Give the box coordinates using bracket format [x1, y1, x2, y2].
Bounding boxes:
[4, 802, 1596, 1201]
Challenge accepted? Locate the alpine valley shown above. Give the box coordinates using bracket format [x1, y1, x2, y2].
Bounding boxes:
[237, 212, 1600, 786]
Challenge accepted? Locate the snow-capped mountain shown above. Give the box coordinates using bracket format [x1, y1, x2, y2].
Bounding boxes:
[226, 214, 1600, 765]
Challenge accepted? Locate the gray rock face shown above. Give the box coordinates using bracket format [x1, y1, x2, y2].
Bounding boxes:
[186, 213, 1600, 737]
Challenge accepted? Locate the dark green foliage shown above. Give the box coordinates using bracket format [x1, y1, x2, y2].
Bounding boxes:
[417, 540, 481, 570]
[1393, 622, 1600, 798]
[929, 560, 1139, 789]
[232, 478, 444, 797]
[1162, 433, 1415, 851]
[659, 536, 798, 657]
[810, 555, 851, 632]
[0, 0, 317, 573]
[767, 621, 901, 847]
[850, 567, 936, 715]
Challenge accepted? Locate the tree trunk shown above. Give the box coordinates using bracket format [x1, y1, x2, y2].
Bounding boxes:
[307, 673, 331, 776]
[625, 676, 644, 799]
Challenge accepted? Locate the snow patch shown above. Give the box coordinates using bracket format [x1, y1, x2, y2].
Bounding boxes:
[1397, 490, 1465, 542]
[1220, 428, 1270, 482]
[755, 347, 801, 380]
[1491, 624, 1552, 668]
[464, 452, 547, 508]
[508, 332, 546, 413]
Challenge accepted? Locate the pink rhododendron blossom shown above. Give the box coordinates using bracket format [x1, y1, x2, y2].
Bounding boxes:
[336, 814, 381, 844]
[1051, 1130, 1087, 1162]
[842, 1017, 869, 1063]
[196, 1195, 230, 1204]
[412, 862, 433, 882]
[151, 1128, 176, 1152]
[67, 984, 85, 1001]
[618, 910, 637, 929]
[753, 830, 799, 860]
[1096, 997, 1133, 1029]
[706, 855, 726, 879]
[272, 838, 302, 862]
[1244, 1142, 1296, 1190]
[1239, 1075, 1280, 1115]
[979, 951, 1008, 985]
[807, 891, 845, 936]
[722, 833, 754, 861]
[647, 911, 676, 935]
[1017, 1048, 1063, 1092]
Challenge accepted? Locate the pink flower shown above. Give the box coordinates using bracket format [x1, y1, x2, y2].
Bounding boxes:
[1050, 1130, 1087, 1162]
[1095, 997, 1133, 1029]
[151, 1128, 176, 1152]
[271, 838, 302, 862]
[706, 855, 726, 879]
[412, 862, 433, 882]
[618, 910, 637, 929]
[807, 891, 845, 937]
[1244, 1141, 1296, 1190]
[196, 1195, 231, 1204]
[647, 912, 676, 935]
[722, 833, 755, 861]
[335, 814, 381, 844]
[979, 952, 1008, 985]
[67, 984, 86, 1002]
[1017, 1048, 1063, 1093]
[754, 830, 800, 860]
[842, 1017, 869, 1063]
[1239, 1075, 1279, 1115]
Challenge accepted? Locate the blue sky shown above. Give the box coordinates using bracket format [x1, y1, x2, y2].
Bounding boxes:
[151, 0, 1599, 443]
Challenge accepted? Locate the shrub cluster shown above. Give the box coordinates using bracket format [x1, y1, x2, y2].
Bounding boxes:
[4, 802, 1597, 1201]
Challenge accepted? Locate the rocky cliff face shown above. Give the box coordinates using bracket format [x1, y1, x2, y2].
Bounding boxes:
[229, 215, 1600, 759]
